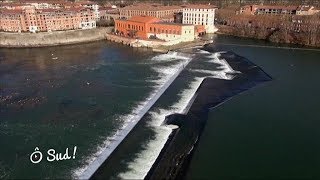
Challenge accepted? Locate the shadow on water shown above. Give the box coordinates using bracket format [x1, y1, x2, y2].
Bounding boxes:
[145, 43, 272, 179]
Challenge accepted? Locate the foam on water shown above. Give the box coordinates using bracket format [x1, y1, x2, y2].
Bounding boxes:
[72, 52, 191, 179]
[151, 51, 192, 61]
[197, 50, 211, 54]
[188, 52, 241, 80]
[117, 76, 204, 179]
[116, 50, 241, 179]
[118, 126, 172, 179]
[207, 52, 240, 74]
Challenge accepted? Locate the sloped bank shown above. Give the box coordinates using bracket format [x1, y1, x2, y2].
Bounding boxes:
[0, 27, 113, 48]
[145, 44, 272, 180]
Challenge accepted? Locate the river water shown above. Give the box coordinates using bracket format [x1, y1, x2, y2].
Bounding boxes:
[0, 36, 319, 179]
[187, 35, 320, 179]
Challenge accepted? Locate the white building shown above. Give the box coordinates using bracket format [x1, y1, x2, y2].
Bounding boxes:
[147, 23, 195, 43]
[77, 1, 100, 20]
[182, 4, 217, 33]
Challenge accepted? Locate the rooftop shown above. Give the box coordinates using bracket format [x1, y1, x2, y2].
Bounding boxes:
[0, 8, 23, 14]
[181, 4, 217, 9]
[152, 21, 194, 26]
[120, 3, 182, 11]
[254, 5, 299, 11]
[128, 16, 160, 23]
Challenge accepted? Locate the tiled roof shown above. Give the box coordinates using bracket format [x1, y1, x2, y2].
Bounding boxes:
[121, 3, 182, 11]
[181, 4, 217, 9]
[255, 5, 299, 11]
[129, 16, 160, 23]
[0, 9, 23, 14]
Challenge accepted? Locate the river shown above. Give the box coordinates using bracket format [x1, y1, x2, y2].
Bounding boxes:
[0, 35, 319, 179]
[187, 35, 320, 179]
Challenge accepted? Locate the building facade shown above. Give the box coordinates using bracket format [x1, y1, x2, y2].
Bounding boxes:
[115, 16, 195, 42]
[0, 6, 96, 33]
[119, 3, 183, 19]
[182, 5, 217, 33]
[99, 8, 120, 22]
[296, 5, 320, 15]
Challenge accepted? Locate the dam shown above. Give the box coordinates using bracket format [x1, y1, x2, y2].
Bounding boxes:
[78, 52, 192, 179]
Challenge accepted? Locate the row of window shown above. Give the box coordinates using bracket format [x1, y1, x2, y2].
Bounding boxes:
[184, 17, 208, 22]
[184, 13, 210, 17]
[184, 9, 214, 12]
[127, 24, 144, 31]
[149, 26, 180, 34]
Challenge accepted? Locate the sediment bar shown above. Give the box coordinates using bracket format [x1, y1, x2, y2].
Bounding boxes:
[78, 54, 192, 180]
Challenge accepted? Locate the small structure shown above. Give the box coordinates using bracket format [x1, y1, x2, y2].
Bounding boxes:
[296, 5, 320, 15]
[240, 5, 300, 15]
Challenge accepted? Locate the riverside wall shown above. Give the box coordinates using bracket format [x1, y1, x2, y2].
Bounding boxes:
[0, 27, 113, 48]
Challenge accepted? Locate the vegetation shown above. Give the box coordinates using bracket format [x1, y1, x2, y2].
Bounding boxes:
[216, 7, 320, 47]
[96, 19, 115, 27]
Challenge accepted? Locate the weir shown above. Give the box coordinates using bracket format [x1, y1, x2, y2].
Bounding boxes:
[145, 49, 273, 180]
[78, 53, 192, 180]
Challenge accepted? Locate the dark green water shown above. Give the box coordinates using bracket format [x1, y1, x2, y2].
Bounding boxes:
[0, 41, 187, 179]
[1, 35, 319, 179]
[187, 35, 320, 179]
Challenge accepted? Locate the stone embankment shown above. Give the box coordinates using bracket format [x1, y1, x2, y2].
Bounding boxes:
[106, 33, 165, 48]
[0, 27, 113, 48]
[106, 33, 210, 53]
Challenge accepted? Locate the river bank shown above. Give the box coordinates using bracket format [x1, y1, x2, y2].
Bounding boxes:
[216, 24, 320, 48]
[105, 33, 211, 53]
[0, 27, 113, 48]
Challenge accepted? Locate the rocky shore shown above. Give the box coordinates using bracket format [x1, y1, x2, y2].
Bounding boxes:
[0, 27, 113, 48]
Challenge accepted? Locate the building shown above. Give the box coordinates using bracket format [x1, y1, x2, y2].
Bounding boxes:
[119, 3, 183, 19]
[115, 16, 195, 42]
[76, 1, 99, 20]
[0, 9, 26, 32]
[182, 4, 217, 33]
[0, 6, 96, 33]
[99, 8, 120, 22]
[240, 5, 255, 15]
[240, 5, 302, 15]
[174, 12, 183, 23]
[296, 5, 320, 15]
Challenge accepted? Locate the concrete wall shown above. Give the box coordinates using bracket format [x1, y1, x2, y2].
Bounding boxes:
[146, 25, 194, 44]
[0, 27, 113, 48]
[181, 25, 195, 41]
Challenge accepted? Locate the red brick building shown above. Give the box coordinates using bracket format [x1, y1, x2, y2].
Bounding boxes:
[115, 16, 195, 42]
